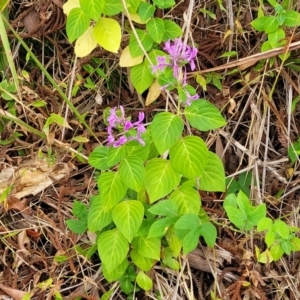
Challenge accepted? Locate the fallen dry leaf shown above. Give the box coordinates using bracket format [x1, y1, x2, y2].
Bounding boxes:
[0, 284, 29, 300]
[146, 80, 161, 106]
[0, 156, 75, 202]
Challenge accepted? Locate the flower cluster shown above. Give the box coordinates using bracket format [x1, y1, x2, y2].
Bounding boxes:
[107, 106, 146, 147]
[152, 38, 199, 105]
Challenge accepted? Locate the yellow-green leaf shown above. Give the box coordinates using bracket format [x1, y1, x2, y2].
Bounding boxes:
[93, 18, 121, 53]
[75, 26, 97, 57]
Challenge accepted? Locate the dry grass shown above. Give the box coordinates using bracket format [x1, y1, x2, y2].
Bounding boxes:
[1, 0, 300, 299]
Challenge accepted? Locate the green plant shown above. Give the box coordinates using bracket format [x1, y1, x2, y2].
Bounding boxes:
[224, 190, 300, 263]
[251, 0, 300, 57]
[63, 0, 182, 94]
[257, 217, 300, 262]
[288, 137, 300, 163]
[224, 190, 266, 231]
[67, 38, 226, 293]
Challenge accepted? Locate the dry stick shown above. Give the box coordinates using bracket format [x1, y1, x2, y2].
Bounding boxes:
[190, 40, 300, 75]
[218, 129, 288, 184]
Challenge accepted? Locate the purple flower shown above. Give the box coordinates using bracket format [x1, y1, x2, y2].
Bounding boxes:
[106, 106, 146, 147]
[185, 90, 199, 106]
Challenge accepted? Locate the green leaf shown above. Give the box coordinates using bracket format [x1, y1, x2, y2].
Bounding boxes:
[66, 8, 90, 43]
[79, 0, 104, 20]
[284, 11, 300, 27]
[248, 204, 266, 228]
[199, 222, 217, 247]
[257, 217, 273, 232]
[102, 258, 128, 282]
[129, 29, 154, 58]
[72, 200, 87, 219]
[107, 145, 126, 166]
[98, 229, 129, 271]
[138, 2, 156, 22]
[200, 152, 225, 192]
[147, 217, 176, 238]
[281, 240, 292, 255]
[93, 17, 121, 53]
[149, 112, 184, 154]
[290, 237, 300, 251]
[153, 0, 175, 9]
[112, 200, 144, 242]
[251, 16, 269, 32]
[136, 271, 153, 291]
[184, 100, 226, 131]
[288, 140, 300, 163]
[102, 0, 123, 15]
[268, 29, 285, 48]
[88, 146, 110, 170]
[130, 60, 154, 94]
[273, 219, 290, 239]
[265, 230, 276, 248]
[144, 158, 181, 203]
[175, 214, 200, 230]
[169, 186, 201, 215]
[88, 196, 113, 232]
[146, 18, 165, 43]
[126, 0, 140, 13]
[169, 136, 208, 179]
[125, 139, 150, 161]
[270, 243, 284, 261]
[134, 235, 161, 260]
[163, 247, 180, 270]
[223, 204, 247, 230]
[182, 228, 200, 254]
[264, 16, 280, 33]
[98, 172, 127, 210]
[119, 156, 145, 192]
[148, 199, 178, 217]
[130, 248, 155, 271]
[166, 227, 182, 256]
[162, 20, 183, 41]
[66, 219, 87, 234]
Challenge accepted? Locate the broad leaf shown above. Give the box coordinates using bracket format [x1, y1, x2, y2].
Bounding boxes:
[88, 146, 110, 170]
[88, 198, 113, 232]
[147, 217, 176, 238]
[162, 20, 183, 41]
[199, 222, 217, 247]
[112, 200, 144, 242]
[98, 172, 127, 210]
[75, 26, 97, 57]
[119, 156, 145, 192]
[174, 214, 200, 230]
[102, 258, 128, 282]
[149, 112, 184, 154]
[148, 199, 178, 217]
[284, 11, 300, 27]
[129, 29, 154, 58]
[169, 186, 201, 215]
[98, 229, 129, 271]
[79, 0, 104, 20]
[200, 152, 225, 192]
[130, 248, 155, 271]
[119, 46, 144, 67]
[130, 61, 154, 94]
[107, 145, 126, 166]
[134, 235, 161, 260]
[182, 228, 200, 254]
[169, 136, 208, 179]
[66, 8, 90, 42]
[102, 0, 123, 15]
[138, 2, 155, 22]
[144, 158, 181, 203]
[93, 17, 121, 53]
[184, 100, 226, 131]
[146, 18, 165, 43]
[166, 226, 182, 257]
[136, 271, 153, 291]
